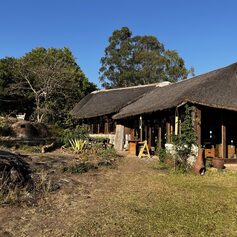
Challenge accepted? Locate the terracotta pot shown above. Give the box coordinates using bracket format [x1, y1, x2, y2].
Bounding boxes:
[212, 158, 225, 169]
[193, 148, 206, 175]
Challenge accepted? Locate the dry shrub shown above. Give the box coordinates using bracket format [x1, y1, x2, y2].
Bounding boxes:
[0, 170, 56, 206]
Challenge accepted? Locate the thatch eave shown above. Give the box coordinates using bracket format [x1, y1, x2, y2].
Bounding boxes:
[71, 82, 170, 120]
[113, 62, 237, 120]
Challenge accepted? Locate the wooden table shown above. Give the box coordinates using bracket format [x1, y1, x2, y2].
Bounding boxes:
[128, 140, 139, 155]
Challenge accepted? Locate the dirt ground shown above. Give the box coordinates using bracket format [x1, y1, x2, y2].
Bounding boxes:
[2, 151, 237, 237]
[0, 152, 154, 237]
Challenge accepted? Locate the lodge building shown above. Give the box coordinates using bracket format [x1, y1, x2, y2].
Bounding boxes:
[72, 62, 237, 161]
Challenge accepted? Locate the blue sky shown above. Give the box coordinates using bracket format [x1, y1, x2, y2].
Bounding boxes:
[1, 0, 237, 87]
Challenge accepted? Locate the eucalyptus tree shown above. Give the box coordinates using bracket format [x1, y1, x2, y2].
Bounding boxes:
[100, 27, 194, 88]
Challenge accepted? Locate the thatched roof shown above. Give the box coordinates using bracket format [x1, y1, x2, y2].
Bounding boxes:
[71, 82, 171, 119]
[113, 62, 237, 119]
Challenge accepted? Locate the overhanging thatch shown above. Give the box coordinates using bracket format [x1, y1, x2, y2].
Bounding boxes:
[71, 82, 170, 119]
[113, 62, 237, 119]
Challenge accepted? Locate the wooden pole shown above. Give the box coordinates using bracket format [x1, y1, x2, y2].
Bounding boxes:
[148, 126, 152, 147]
[104, 119, 109, 134]
[139, 116, 143, 141]
[97, 123, 100, 134]
[166, 121, 171, 143]
[175, 114, 179, 135]
[130, 128, 135, 140]
[158, 125, 162, 149]
[221, 112, 227, 158]
[144, 125, 148, 142]
[196, 107, 202, 147]
[179, 119, 182, 136]
[114, 124, 125, 151]
[170, 124, 173, 136]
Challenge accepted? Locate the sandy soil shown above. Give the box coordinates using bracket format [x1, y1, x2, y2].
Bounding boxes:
[0, 151, 154, 237]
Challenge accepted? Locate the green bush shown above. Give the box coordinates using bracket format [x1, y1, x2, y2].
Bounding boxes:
[69, 138, 86, 152]
[97, 147, 118, 159]
[63, 162, 97, 174]
[49, 124, 89, 147]
[48, 124, 64, 138]
[173, 104, 196, 171]
[62, 125, 88, 147]
[158, 148, 166, 163]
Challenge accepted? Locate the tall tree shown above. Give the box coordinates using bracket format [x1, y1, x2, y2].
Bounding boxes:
[99, 27, 194, 88]
[99, 27, 133, 88]
[0, 57, 34, 116]
[10, 47, 96, 123]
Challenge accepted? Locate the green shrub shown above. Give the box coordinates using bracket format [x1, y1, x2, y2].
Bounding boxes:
[69, 138, 86, 152]
[49, 124, 89, 147]
[63, 162, 97, 174]
[158, 148, 166, 163]
[97, 147, 118, 159]
[172, 104, 196, 171]
[49, 124, 64, 138]
[155, 148, 174, 169]
[62, 125, 88, 147]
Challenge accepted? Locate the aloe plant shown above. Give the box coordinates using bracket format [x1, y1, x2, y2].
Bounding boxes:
[69, 138, 86, 152]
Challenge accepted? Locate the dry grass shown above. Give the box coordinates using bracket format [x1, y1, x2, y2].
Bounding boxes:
[72, 160, 237, 237]
[1, 156, 237, 236]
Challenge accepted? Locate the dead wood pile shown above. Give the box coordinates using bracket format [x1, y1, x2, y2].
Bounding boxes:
[0, 151, 33, 189]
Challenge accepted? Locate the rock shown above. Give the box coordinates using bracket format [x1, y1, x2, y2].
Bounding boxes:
[11, 121, 49, 139]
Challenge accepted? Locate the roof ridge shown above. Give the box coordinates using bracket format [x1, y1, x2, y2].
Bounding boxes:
[92, 81, 171, 94]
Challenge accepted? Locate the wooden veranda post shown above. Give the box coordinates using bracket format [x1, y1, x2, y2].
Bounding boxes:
[130, 128, 135, 140]
[139, 116, 143, 141]
[166, 121, 171, 143]
[148, 126, 152, 148]
[97, 123, 100, 134]
[104, 118, 109, 134]
[175, 110, 179, 136]
[221, 112, 227, 158]
[144, 126, 148, 143]
[196, 107, 202, 147]
[114, 124, 125, 151]
[158, 125, 162, 149]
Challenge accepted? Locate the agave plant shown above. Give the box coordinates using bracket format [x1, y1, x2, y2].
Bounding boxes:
[69, 138, 86, 152]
